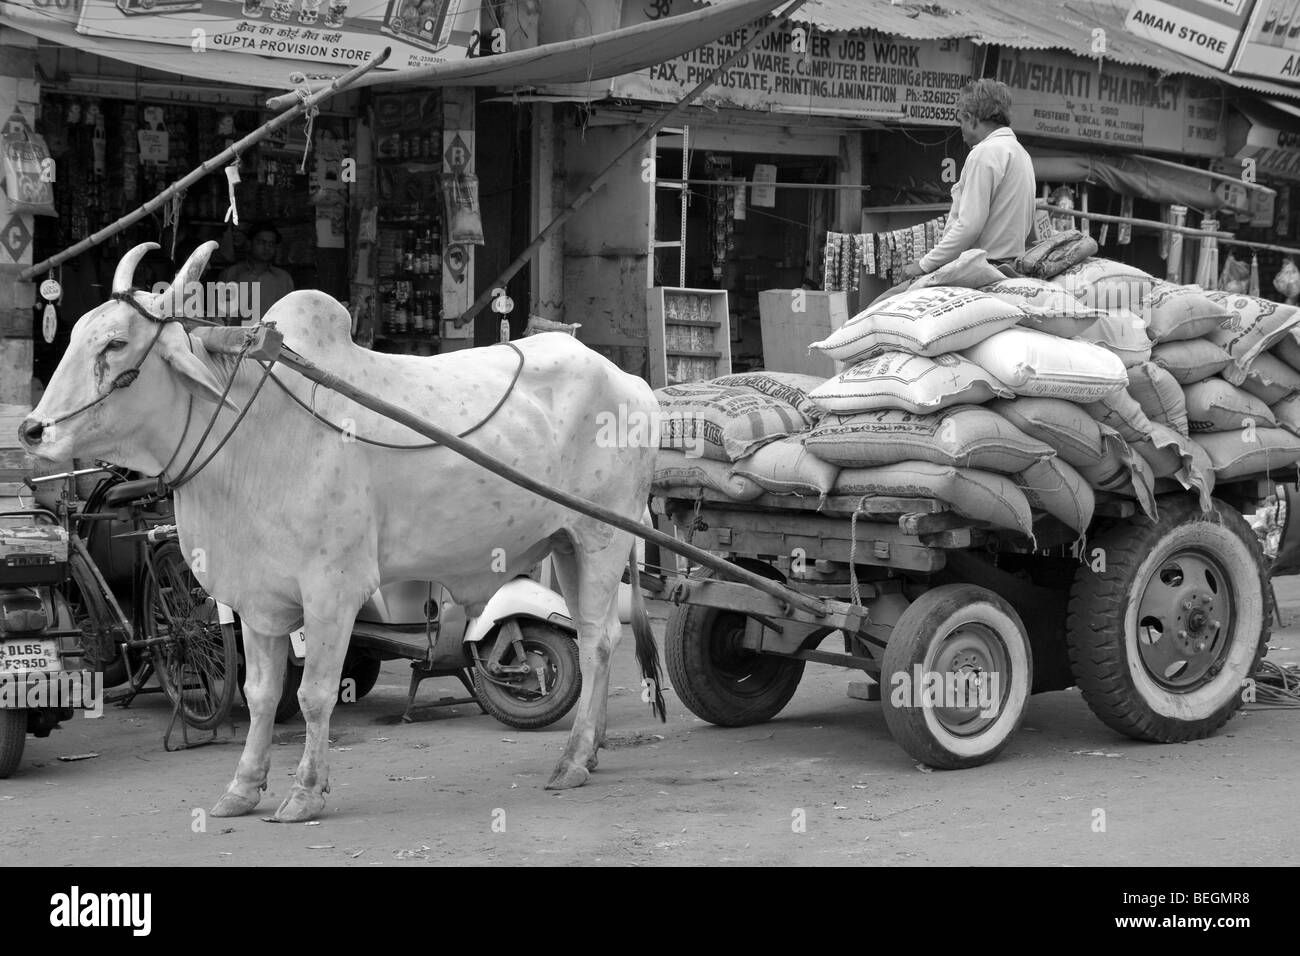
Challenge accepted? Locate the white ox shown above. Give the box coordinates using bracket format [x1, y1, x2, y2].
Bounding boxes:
[21, 242, 662, 822]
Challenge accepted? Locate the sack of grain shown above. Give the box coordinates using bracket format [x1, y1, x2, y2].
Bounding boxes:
[1270, 329, 1300, 373]
[1015, 457, 1094, 534]
[988, 396, 1105, 468]
[1052, 258, 1156, 312]
[1073, 309, 1153, 367]
[1014, 229, 1098, 279]
[1272, 393, 1300, 434]
[804, 405, 1054, 474]
[1150, 339, 1233, 385]
[1139, 282, 1230, 343]
[1204, 293, 1300, 384]
[910, 248, 1006, 290]
[809, 351, 1011, 415]
[1134, 422, 1214, 512]
[1127, 362, 1189, 435]
[1192, 428, 1300, 481]
[962, 327, 1128, 401]
[981, 277, 1104, 338]
[810, 286, 1023, 362]
[1085, 388, 1155, 443]
[832, 461, 1033, 537]
[1238, 352, 1300, 406]
[1075, 425, 1158, 519]
[731, 437, 839, 497]
[653, 451, 764, 501]
[712, 371, 829, 423]
[654, 383, 809, 461]
[1182, 378, 1276, 434]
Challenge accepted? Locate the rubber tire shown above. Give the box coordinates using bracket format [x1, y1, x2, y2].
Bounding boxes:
[1066, 497, 1268, 743]
[0, 710, 26, 779]
[340, 651, 381, 703]
[276, 660, 304, 723]
[472, 622, 582, 730]
[68, 548, 128, 689]
[880, 584, 1032, 770]
[664, 562, 805, 727]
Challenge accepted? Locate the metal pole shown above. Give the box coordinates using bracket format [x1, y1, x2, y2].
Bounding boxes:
[267, 343, 830, 619]
[19, 48, 393, 282]
[452, 0, 811, 329]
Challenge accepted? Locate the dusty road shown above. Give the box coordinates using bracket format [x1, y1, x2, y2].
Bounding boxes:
[4, 587, 1299, 868]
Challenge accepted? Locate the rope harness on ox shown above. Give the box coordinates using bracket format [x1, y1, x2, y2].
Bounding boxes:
[44, 289, 528, 491]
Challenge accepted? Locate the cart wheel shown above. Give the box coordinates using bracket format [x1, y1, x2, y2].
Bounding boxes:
[0, 710, 26, 779]
[276, 659, 303, 723]
[471, 622, 582, 730]
[340, 651, 381, 703]
[881, 584, 1032, 770]
[1066, 497, 1268, 742]
[664, 562, 805, 727]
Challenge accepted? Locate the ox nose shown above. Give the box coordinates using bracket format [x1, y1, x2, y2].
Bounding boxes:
[19, 418, 44, 447]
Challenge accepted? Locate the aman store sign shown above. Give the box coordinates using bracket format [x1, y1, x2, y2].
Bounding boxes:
[1124, 0, 1253, 70]
[996, 50, 1227, 156]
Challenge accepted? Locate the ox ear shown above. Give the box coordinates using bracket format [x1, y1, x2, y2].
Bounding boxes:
[162, 338, 240, 413]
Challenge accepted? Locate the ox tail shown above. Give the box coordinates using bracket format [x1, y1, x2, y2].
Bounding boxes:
[627, 545, 667, 723]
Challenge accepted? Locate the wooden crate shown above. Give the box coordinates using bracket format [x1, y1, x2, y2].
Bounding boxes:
[758, 289, 850, 377]
[647, 287, 731, 388]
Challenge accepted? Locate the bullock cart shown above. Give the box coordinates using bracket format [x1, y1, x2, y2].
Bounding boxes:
[184, 323, 1281, 772]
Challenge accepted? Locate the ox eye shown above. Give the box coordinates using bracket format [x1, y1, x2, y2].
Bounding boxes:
[104, 340, 128, 352]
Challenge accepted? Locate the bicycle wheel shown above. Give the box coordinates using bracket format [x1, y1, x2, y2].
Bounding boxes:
[143, 541, 238, 731]
[67, 545, 129, 688]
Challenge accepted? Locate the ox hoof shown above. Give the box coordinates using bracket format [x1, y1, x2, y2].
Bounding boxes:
[585, 751, 600, 772]
[273, 787, 326, 823]
[545, 762, 590, 790]
[211, 791, 262, 817]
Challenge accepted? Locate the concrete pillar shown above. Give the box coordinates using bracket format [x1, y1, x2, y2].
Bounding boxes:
[530, 103, 565, 321]
[0, 27, 39, 408]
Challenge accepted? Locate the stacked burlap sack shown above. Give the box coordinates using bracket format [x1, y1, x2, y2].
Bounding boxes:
[651, 235, 1300, 541]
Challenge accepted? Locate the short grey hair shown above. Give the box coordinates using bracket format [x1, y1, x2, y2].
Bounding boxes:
[956, 79, 1013, 126]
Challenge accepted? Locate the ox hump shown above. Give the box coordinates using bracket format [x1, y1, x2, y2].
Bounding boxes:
[265, 290, 354, 358]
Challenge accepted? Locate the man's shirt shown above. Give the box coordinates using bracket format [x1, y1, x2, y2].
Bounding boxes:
[919, 127, 1036, 272]
[217, 261, 294, 324]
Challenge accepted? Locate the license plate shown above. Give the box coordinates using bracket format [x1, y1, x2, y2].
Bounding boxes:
[0, 638, 61, 674]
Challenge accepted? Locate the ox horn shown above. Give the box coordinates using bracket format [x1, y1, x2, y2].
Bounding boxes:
[158, 241, 220, 318]
[112, 242, 161, 294]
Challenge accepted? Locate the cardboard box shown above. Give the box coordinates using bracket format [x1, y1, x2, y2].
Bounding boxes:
[758, 290, 851, 377]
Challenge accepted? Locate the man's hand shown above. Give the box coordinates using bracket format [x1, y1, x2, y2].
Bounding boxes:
[901, 262, 926, 280]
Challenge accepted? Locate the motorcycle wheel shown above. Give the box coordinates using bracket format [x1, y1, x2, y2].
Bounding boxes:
[471, 621, 581, 730]
[0, 710, 26, 779]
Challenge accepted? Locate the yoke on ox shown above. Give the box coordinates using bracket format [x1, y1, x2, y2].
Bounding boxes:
[20, 241, 664, 822]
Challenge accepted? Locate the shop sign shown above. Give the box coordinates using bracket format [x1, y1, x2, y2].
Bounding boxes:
[1124, 0, 1252, 70]
[996, 49, 1226, 156]
[606, 12, 975, 127]
[0, 215, 33, 264]
[75, 0, 478, 70]
[1231, 0, 1300, 83]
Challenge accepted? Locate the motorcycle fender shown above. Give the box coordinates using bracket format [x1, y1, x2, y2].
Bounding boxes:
[463, 578, 574, 646]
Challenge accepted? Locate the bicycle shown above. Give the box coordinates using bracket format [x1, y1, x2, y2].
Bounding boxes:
[23, 468, 239, 747]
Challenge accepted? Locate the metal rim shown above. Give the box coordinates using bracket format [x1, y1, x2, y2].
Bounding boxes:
[706, 610, 791, 698]
[147, 550, 235, 726]
[487, 635, 568, 706]
[1134, 546, 1235, 692]
[923, 621, 1010, 737]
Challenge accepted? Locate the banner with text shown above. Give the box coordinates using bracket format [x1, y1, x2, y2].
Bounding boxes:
[75, 0, 479, 70]
[1124, 0, 1253, 69]
[997, 50, 1227, 156]
[1231, 0, 1300, 82]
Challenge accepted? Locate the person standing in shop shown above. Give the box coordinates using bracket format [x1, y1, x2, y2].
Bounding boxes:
[218, 222, 294, 325]
[901, 79, 1037, 279]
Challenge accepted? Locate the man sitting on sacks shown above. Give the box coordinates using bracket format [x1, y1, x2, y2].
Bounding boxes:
[900, 79, 1036, 282]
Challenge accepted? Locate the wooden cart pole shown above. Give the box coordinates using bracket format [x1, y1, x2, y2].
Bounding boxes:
[19, 48, 393, 282]
[451, 0, 811, 329]
[261, 341, 832, 619]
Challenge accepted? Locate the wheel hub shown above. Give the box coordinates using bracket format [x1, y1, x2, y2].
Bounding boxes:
[928, 627, 1007, 735]
[1135, 551, 1232, 690]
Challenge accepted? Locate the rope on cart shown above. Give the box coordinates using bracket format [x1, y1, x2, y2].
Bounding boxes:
[848, 497, 870, 607]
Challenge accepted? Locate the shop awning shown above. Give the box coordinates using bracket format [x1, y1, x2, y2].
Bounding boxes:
[1229, 101, 1300, 182]
[2, 0, 791, 95]
[1029, 150, 1257, 214]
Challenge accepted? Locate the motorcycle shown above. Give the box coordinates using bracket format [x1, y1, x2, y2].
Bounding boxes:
[0, 511, 100, 778]
[275, 573, 586, 730]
